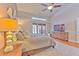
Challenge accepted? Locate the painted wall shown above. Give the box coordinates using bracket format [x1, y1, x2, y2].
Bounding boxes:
[51, 4, 79, 42]
[17, 11, 31, 36]
[17, 11, 51, 37]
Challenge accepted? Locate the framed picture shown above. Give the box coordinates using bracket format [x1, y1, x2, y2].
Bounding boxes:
[60, 24, 65, 32]
[54, 25, 56, 31]
[54, 24, 65, 32]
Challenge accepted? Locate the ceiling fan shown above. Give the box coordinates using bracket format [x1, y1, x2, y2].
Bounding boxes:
[41, 3, 61, 12]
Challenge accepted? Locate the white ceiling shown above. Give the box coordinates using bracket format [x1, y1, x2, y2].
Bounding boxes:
[16, 3, 70, 18]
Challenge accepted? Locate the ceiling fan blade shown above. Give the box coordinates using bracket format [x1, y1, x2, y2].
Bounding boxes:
[53, 5, 61, 8]
[51, 3, 55, 5]
[41, 3, 48, 7]
[42, 8, 47, 12]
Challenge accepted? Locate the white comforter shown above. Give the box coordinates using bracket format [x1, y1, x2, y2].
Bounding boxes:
[22, 36, 56, 51]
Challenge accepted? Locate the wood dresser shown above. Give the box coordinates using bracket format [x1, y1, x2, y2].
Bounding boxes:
[50, 32, 68, 41]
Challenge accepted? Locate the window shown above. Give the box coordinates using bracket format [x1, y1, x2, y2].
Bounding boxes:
[32, 23, 46, 35]
[42, 24, 46, 34]
[38, 24, 41, 34]
[32, 23, 37, 34]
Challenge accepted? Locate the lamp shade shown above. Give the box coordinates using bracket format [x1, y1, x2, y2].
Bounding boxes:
[0, 18, 18, 31]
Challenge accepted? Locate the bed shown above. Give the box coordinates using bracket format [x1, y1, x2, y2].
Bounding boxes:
[16, 31, 56, 52]
[22, 36, 56, 52]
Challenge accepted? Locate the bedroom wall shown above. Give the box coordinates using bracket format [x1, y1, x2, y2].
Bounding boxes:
[51, 4, 79, 42]
[17, 11, 31, 36]
[17, 11, 51, 37]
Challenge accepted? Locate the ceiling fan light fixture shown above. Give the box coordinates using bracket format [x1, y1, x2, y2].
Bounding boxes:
[48, 6, 53, 10]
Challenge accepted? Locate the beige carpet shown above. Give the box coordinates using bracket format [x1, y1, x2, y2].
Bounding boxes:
[22, 37, 63, 56]
[33, 40, 79, 56]
[33, 47, 64, 56]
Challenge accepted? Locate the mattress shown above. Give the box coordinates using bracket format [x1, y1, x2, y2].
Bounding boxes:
[22, 36, 56, 51]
